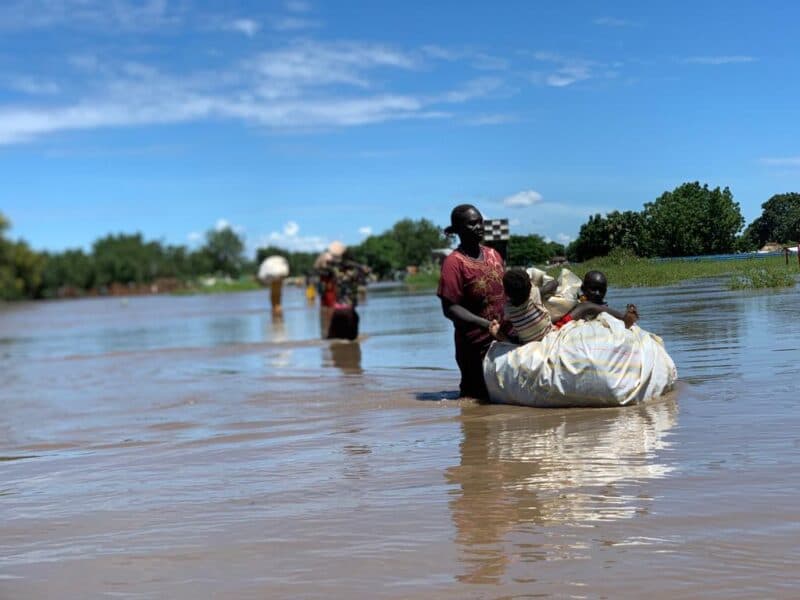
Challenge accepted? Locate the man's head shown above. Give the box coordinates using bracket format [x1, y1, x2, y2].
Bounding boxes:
[503, 268, 532, 306]
[581, 270, 607, 304]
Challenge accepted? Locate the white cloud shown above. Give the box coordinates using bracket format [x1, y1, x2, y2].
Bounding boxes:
[227, 18, 260, 37]
[283, 221, 299, 236]
[530, 51, 614, 87]
[536, 53, 591, 87]
[438, 77, 502, 103]
[358, 226, 372, 236]
[187, 231, 203, 244]
[759, 156, 800, 167]
[271, 16, 318, 31]
[214, 218, 245, 235]
[556, 233, 573, 245]
[249, 41, 417, 91]
[421, 45, 508, 71]
[0, 39, 523, 144]
[466, 113, 515, 126]
[7, 76, 60, 95]
[593, 17, 636, 27]
[503, 190, 544, 207]
[258, 221, 327, 252]
[0, 0, 180, 31]
[683, 56, 756, 65]
[286, 0, 312, 13]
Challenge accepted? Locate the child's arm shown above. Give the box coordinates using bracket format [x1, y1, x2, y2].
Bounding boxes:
[570, 302, 639, 328]
[539, 278, 558, 300]
[489, 319, 521, 343]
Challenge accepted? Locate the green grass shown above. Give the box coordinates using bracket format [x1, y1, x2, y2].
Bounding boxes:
[404, 270, 440, 289]
[572, 249, 799, 290]
[410, 249, 799, 291]
[172, 276, 263, 295]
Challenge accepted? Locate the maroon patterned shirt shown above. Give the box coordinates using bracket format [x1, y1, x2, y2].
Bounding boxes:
[437, 245, 507, 347]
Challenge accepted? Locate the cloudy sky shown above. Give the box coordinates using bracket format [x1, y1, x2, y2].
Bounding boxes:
[2, 0, 799, 255]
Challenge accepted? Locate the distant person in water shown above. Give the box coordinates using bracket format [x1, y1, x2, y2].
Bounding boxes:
[437, 204, 511, 400]
[553, 270, 639, 329]
[324, 250, 370, 340]
[257, 255, 290, 318]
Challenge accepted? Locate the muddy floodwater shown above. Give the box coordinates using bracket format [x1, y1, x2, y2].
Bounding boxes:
[2, 280, 799, 599]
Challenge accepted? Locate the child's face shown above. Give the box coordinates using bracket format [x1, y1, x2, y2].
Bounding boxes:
[581, 276, 606, 304]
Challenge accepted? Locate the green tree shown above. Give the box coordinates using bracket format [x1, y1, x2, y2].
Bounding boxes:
[41, 249, 95, 296]
[642, 182, 744, 257]
[507, 234, 563, 266]
[388, 218, 449, 267]
[0, 213, 46, 300]
[201, 227, 245, 277]
[566, 214, 612, 262]
[743, 193, 800, 248]
[605, 210, 647, 256]
[351, 235, 402, 279]
[92, 233, 167, 285]
[567, 210, 647, 262]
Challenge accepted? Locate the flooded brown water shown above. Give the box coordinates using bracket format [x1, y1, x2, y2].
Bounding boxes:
[2, 280, 799, 599]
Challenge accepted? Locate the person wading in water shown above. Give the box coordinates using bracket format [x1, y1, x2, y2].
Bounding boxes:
[437, 204, 510, 400]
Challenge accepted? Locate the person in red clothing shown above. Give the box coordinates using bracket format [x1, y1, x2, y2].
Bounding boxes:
[437, 204, 510, 400]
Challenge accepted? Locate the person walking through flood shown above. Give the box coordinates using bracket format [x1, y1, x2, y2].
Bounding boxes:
[437, 204, 510, 400]
[325, 250, 370, 340]
[257, 255, 290, 318]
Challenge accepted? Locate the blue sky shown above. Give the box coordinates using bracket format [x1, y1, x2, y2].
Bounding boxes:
[2, 0, 800, 256]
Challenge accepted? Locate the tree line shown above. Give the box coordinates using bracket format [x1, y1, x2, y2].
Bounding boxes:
[566, 182, 800, 261]
[2, 182, 798, 301]
[0, 216, 449, 300]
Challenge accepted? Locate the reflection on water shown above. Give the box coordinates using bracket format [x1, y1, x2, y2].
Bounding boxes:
[4, 280, 800, 598]
[446, 397, 678, 583]
[322, 341, 362, 374]
[265, 314, 293, 367]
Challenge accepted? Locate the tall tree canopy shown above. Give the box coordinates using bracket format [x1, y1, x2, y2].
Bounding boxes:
[741, 192, 800, 248]
[388, 218, 450, 267]
[642, 182, 743, 257]
[202, 227, 245, 277]
[0, 212, 45, 300]
[507, 234, 564, 266]
[566, 212, 645, 262]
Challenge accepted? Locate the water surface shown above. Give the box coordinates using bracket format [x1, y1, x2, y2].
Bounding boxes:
[2, 281, 799, 598]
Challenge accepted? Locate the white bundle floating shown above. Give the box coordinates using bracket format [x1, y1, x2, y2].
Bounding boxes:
[484, 313, 678, 408]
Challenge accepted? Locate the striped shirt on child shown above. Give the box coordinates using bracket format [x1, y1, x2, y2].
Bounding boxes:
[505, 285, 553, 344]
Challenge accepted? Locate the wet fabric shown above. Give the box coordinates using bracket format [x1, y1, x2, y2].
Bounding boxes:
[483, 313, 678, 407]
[327, 304, 359, 340]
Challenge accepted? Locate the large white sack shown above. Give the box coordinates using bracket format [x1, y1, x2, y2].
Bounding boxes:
[484, 313, 677, 408]
[258, 255, 290, 283]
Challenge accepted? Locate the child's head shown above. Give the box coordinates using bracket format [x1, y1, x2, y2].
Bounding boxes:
[581, 270, 607, 304]
[503, 268, 532, 306]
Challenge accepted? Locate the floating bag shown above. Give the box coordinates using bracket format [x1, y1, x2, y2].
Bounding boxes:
[526, 267, 582, 322]
[483, 313, 678, 408]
